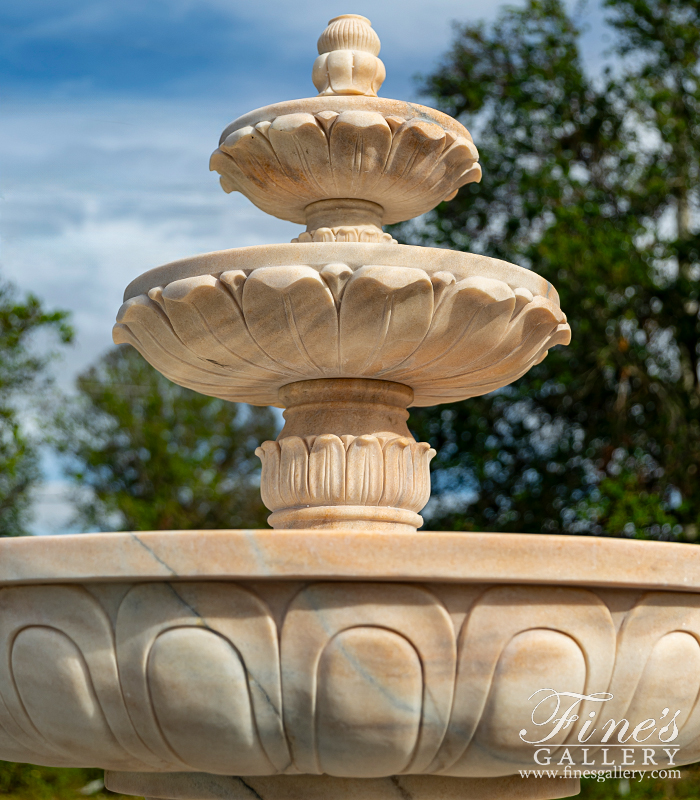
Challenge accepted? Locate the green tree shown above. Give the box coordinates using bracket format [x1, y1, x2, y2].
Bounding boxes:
[55, 346, 277, 531]
[0, 763, 133, 800]
[397, 0, 700, 538]
[0, 276, 72, 536]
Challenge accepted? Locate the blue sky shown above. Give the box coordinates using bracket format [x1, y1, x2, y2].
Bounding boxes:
[3, 0, 548, 102]
[0, 0, 607, 532]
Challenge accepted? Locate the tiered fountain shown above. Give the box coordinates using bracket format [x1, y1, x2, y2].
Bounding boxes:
[3, 14, 700, 800]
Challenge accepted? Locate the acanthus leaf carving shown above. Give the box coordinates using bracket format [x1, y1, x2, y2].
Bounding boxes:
[256, 434, 435, 518]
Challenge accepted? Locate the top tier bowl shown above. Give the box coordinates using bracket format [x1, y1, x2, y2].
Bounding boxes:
[209, 13, 481, 229]
[210, 98, 481, 228]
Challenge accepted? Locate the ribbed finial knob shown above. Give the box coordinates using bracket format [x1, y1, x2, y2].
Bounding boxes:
[317, 14, 381, 56]
[312, 14, 386, 97]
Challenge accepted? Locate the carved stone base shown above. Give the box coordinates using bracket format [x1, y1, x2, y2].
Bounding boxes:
[4, 533, 700, 780]
[257, 379, 435, 532]
[105, 771, 580, 800]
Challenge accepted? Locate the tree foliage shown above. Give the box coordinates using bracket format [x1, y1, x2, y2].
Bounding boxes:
[0, 762, 132, 800]
[55, 346, 277, 531]
[0, 277, 72, 536]
[396, 0, 700, 538]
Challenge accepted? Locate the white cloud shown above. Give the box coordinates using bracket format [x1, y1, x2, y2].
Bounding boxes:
[1, 97, 298, 389]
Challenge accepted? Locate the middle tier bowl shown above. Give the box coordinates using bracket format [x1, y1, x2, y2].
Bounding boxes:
[114, 243, 570, 407]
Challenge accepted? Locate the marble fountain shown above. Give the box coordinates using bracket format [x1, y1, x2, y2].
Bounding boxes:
[3, 13, 700, 800]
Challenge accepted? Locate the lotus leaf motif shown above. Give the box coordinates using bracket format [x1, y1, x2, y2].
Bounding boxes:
[209, 111, 481, 225]
[257, 434, 434, 514]
[113, 264, 570, 407]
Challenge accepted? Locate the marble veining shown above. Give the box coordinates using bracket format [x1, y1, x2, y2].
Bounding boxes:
[2, 580, 700, 779]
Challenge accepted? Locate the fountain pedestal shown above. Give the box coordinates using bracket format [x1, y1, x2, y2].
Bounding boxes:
[258, 379, 433, 533]
[1, 13, 695, 800]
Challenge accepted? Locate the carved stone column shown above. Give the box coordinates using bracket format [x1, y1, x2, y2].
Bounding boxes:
[256, 378, 435, 532]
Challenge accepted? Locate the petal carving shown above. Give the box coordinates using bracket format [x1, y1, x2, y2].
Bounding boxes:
[268, 114, 332, 202]
[115, 292, 282, 404]
[115, 263, 570, 407]
[116, 583, 289, 774]
[12, 628, 132, 768]
[434, 586, 616, 775]
[382, 119, 451, 199]
[328, 111, 393, 197]
[256, 440, 282, 512]
[243, 267, 338, 382]
[7, 578, 700, 777]
[381, 438, 414, 509]
[0, 585, 164, 771]
[210, 110, 481, 225]
[313, 50, 386, 97]
[315, 627, 422, 776]
[309, 434, 347, 504]
[390, 276, 516, 383]
[345, 435, 384, 505]
[256, 434, 434, 516]
[162, 275, 281, 379]
[279, 437, 311, 508]
[381, 439, 435, 512]
[219, 125, 302, 210]
[339, 266, 433, 375]
[243, 266, 339, 375]
[281, 583, 456, 775]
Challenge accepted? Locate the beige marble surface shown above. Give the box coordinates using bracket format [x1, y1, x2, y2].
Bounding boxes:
[28, 13, 684, 800]
[312, 15, 385, 98]
[2, 531, 700, 590]
[219, 97, 472, 150]
[1, 572, 699, 779]
[122, 244, 557, 311]
[209, 108, 480, 227]
[115, 255, 569, 409]
[277, 380, 414, 439]
[257, 380, 434, 532]
[116, 11, 564, 443]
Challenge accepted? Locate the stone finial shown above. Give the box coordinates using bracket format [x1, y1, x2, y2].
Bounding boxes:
[312, 15, 386, 97]
[317, 13, 380, 55]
